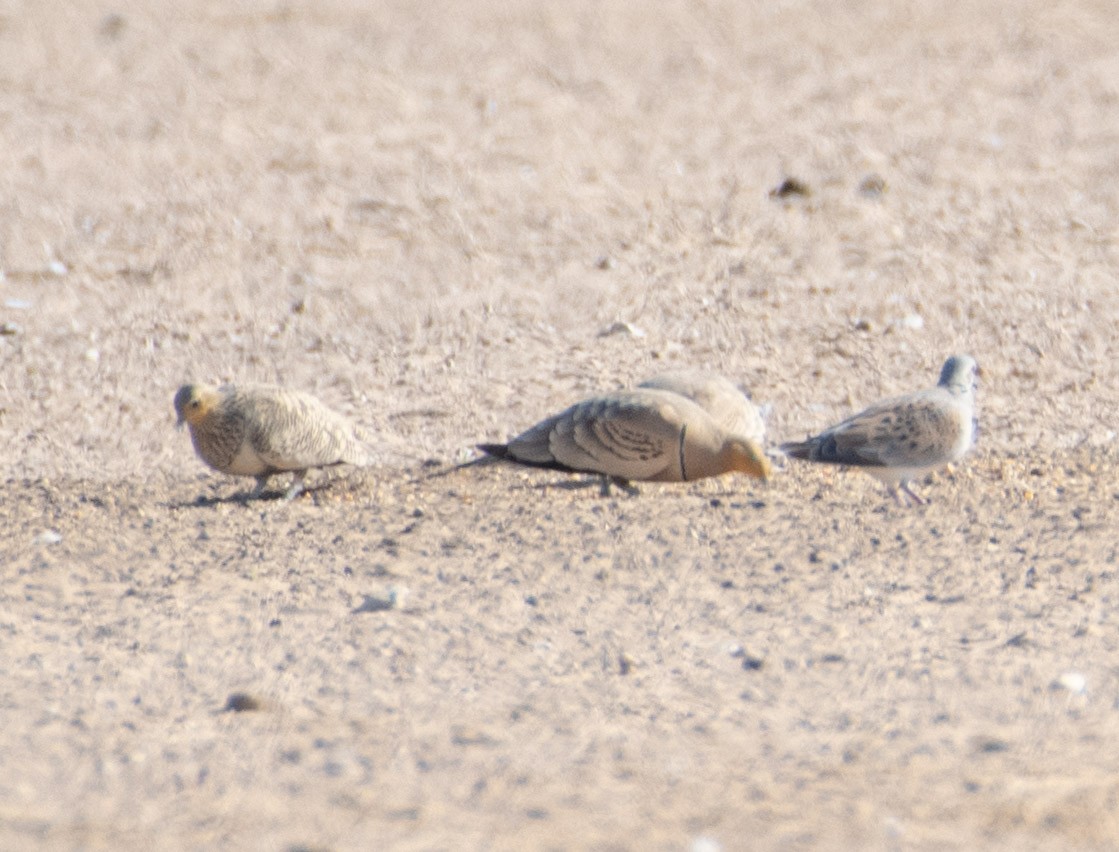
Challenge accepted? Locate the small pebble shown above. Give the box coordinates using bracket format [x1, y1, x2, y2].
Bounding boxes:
[893, 313, 924, 331]
[858, 173, 887, 197]
[1052, 671, 1087, 695]
[691, 837, 723, 852]
[769, 177, 810, 199]
[597, 320, 645, 338]
[99, 12, 126, 39]
[353, 588, 403, 613]
[728, 645, 765, 670]
[224, 692, 263, 712]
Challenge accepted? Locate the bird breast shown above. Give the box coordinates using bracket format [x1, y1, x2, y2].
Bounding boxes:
[189, 410, 253, 474]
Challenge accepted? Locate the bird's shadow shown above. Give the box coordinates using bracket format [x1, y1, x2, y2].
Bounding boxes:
[530, 477, 641, 497]
[163, 483, 334, 510]
[450, 466, 765, 499]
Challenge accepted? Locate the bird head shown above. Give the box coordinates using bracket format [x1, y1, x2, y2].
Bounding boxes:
[938, 355, 979, 395]
[728, 437, 771, 480]
[173, 383, 220, 429]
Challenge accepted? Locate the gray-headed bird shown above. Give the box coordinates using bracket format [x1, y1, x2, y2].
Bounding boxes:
[780, 355, 978, 505]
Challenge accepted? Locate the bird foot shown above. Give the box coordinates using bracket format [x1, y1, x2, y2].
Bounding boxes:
[893, 482, 928, 507]
[601, 476, 639, 497]
[282, 471, 308, 501]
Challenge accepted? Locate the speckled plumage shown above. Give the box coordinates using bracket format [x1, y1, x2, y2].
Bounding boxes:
[478, 385, 770, 490]
[174, 383, 374, 500]
[780, 355, 978, 505]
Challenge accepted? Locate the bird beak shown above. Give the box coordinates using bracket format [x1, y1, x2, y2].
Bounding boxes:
[755, 454, 773, 480]
[738, 440, 772, 480]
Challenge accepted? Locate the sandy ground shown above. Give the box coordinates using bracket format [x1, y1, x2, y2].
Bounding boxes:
[4, 0, 1119, 849]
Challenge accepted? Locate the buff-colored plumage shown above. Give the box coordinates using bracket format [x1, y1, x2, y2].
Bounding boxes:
[478, 383, 770, 491]
[780, 355, 979, 505]
[637, 370, 766, 446]
[174, 383, 374, 500]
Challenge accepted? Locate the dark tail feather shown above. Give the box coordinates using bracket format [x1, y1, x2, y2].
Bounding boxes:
[475, 443, 575, 474]
[779, 440, 813, 460]
[408, 445, 506, 484]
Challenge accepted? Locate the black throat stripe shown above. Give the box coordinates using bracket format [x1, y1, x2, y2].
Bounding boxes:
[678, 423, 688, 482]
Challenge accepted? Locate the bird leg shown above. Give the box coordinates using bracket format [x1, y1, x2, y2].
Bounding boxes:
[895, 481, 928, 507]
[283, 470, 308, 501]
[248, 475, 271, 500]
[600, 475, 639, 497]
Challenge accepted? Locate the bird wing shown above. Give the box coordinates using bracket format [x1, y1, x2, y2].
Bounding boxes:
[504, 391, 687, 480]
[241, 388, 370, 470]
[799, 391, 967, 468]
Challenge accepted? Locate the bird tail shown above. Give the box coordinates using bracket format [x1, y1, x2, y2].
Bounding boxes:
[407, 446, 505, 485]
[779, 440, 813, 460]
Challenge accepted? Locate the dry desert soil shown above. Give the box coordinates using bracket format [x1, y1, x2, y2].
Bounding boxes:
[4, 1, 1119, 849]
